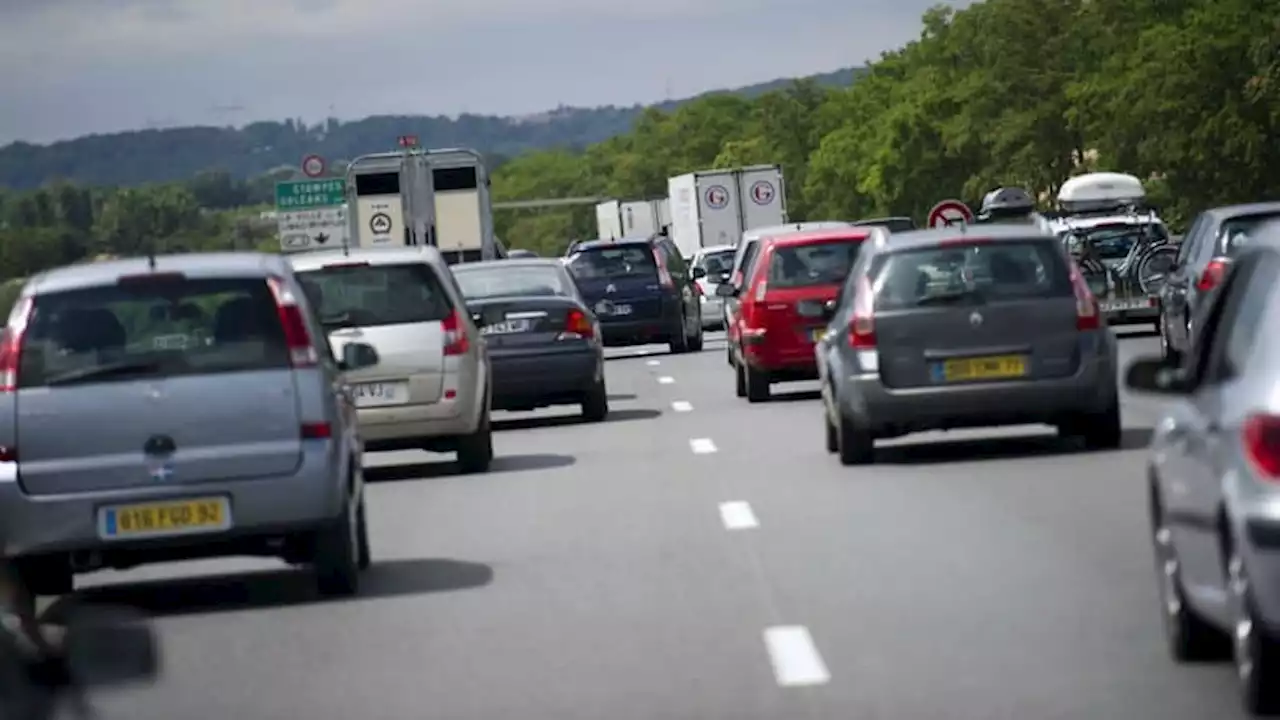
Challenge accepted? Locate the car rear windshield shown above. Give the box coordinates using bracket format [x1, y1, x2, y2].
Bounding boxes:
[296, 262, 452, 329]
[766, 239, 864, 288]
[565, 246, 657, 280]
[454, 265, 572, 299]
[870, 240, 1071, 310]
[1220, 212, 1280, 253]
[697, 249, 736, 277]
[1064, 222, 1167, 261]
[18, 277, 289, 388]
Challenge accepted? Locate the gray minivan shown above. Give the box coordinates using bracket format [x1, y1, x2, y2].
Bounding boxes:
[0, 253, 377, 597]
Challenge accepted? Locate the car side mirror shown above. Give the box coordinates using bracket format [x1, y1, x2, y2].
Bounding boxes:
[691, 267, 707, 280]
[712, 272, 730, 285]
[715, 283, 738, 298]
[1125, 357, 1191, 395]
[340, 342, 380, 371]
[821, 299, 839, 318]
[62, 605, 159, 688]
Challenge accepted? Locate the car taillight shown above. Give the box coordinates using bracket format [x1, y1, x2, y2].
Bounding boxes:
[442, 308, 470, 355]
[267, 277, 319, 367]
[563, 308, 594, 339]
[1243, 414, 1280, 478]
[847, 276, 876, 348]
[301, 422, 331, 439]
[1069, 262, 1100, 331]
[0, 296, 32, 393]
[654, 249, 674, 289]
[1196, 257, 1229, 292]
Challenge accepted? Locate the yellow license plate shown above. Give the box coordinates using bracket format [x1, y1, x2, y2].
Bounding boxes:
[939, 355, 1027, 381]
[811, 328, 828, 342]
[99, 497, 231, 540]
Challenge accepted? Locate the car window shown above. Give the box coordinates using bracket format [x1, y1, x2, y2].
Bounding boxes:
[698, 249, 736, 277]
[1201, 253, 1275, 382]
[660, 242, 688, 276]
[18, 277, 290, 388]
[869, 240, 1071, 311]
[453, 265, 572, 300]
[738, 242, 762, 284]
[1217, 212, 1280, 255]
[1176, 214, 1207, 265]
[767, 240, 864, 288]
[564, 246, 657, 280]
[296, 262, 452, 330]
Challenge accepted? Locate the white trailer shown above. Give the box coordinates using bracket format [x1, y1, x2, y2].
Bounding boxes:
[595, 200, 623, 240]
[596, 198, 670, 239]
[667, 165, 786, 259]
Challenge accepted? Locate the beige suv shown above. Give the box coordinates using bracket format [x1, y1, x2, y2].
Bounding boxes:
[291, 247, 493, 473]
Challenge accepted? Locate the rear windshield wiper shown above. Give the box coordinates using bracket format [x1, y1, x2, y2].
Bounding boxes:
[915, 287, 986, 306]
[43, 359, 165, 386]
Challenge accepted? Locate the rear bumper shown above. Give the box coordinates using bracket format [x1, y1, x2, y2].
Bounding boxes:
[699, 297, 724, 327]
[599, 316, 680, 346]
[357, 362, 484, 445]
[491, 347, 601, 409]
[0, 445, 346, 559]
[840, 353, 1117, 435]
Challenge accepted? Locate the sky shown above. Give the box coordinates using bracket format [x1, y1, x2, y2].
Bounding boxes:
[0, 0, 965, 146]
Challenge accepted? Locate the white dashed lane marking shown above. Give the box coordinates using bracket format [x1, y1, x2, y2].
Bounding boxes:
[657, 376, 675, 384]
[689, 438, 717, 454]
[646, 359, 660, 366]
[671, 400, 693, 412]
[718, 501, 758, 530]
[763, 626, 830, 687]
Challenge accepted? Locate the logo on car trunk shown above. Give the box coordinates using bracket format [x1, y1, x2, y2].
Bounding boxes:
[969, 311, 983, 327]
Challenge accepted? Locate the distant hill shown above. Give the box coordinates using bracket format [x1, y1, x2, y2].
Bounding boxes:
[0, 67, 862, 190]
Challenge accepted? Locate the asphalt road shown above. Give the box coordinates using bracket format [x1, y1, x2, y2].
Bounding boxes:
[77, 329, 1250, 720]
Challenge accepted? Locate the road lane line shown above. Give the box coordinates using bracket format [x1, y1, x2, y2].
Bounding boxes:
[719, 501, 758, 530]
[657, 376, 675, 384]
[671, 400, 693, 412]
[646, 359, 660, 366]
[689, 438, 717, 454]
[763, 626, 830, 687]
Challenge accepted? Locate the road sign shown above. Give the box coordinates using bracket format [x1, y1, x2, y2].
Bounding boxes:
[301, 154, 326, 178]
[277, 206, 348, 254]
[749, 180, 775, 205]
[275, 179, 345, 211]
[927, 199, 975, 228]
[705, 185, 729, 209]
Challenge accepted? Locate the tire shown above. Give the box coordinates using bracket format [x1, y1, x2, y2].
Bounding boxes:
[687, 323, 704, 352]
[745, 365, 770, 403]
[582, 379, 609, 422]
[1228, 551, 1280, 715]
[668, 317, 690, 354]
[314, 497, 361, 598]
[1151, 493, 1224, 661]
[824, 412, 838, 453]
[1159, 315, 1183, 366]
[356, 496, 371, 570]
[726, 344, 735, 367]
[837, 410, 874, 466]
[1137, 245, 1178, 295]
[12, 557, 72, 597]
[1082, 395, 1123, 450]
[457, 405, 494, 474]
[734, 360, 747, 398]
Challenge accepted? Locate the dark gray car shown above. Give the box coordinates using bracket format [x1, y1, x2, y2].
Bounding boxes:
[816, 225, 1121, 465]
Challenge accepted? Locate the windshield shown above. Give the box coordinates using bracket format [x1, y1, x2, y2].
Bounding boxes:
[697, 250, 736, 277]
[18, 277, 289, 388]
[871, 240, 1071, 310]
[454, 265, 572, 299]
[1220, 213, 1280, 253]
[1064, 222, 1167, 261]
[564, 246, 657, 280]
[296, 263, 451, 329]
[767, 240, 864, 288]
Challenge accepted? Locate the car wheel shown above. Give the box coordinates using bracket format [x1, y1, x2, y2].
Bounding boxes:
[356, 495, 371, 570]
[726, 344, 734, 367]
[1082, 396, 1123, 450]
[687, 322, 704, 352]
[314, 497, 361, 597]
[13, 556, 73, 597]
[824, 410, 838, 454]
[1228, 550, 1280, 715]
[1151, 490, 1224, 661]
[582, 379, 609, 422]
[734, 360, 747, 398]
[745, 365, 770, 403]
[837, 410, 874, 466]
[457, 404, 494, 473]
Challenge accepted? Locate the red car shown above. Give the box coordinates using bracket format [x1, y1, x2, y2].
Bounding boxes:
[720, 227, 879, 402]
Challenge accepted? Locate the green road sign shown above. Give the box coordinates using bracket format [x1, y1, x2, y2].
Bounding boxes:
[275, 179, 345, 211]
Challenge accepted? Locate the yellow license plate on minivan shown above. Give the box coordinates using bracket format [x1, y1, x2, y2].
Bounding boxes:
[99, 497, 230, 540]
[940, 355, 1027, 381]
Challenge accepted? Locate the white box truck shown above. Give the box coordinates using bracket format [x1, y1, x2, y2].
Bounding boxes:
[595, 200, 624, 240]
[596, 198, 670, 239]
[667, 165, 786, 259]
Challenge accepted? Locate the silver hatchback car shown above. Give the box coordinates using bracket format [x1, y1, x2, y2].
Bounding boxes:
[1127, 222, 1280, 716]
[290, 247, 494, 473]
[0, 253, 377, 598]
[818, 225, 1121, 464]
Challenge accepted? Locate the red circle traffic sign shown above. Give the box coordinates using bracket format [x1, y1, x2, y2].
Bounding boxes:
[301, 154, 326, 178]
[927, 199, 974, 228]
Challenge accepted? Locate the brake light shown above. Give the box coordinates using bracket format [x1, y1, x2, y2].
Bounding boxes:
[0, 446, 15, 462]
[654, 249, 674, 289]
[563, 308, 594, 339]
[1069, 262, 1100, 331]
[1243, 414, 1280, 478]
[301, 422, 332, 439]
[1196, 257, 1229, 292]
[848, 276, 876, 348]
[0, 296, 32, 393]
[267, 277, 319, 367]
[442, 308, 469, 355]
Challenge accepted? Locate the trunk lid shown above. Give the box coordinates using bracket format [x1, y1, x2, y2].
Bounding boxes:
[565, 244, 666, 322]
[466, 296, 587, 353]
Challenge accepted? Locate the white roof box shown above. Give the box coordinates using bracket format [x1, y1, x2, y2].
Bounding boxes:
[1057, 172, 1146, 213]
